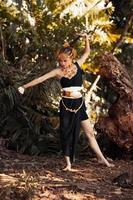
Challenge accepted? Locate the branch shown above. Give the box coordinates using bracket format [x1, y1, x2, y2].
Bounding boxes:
[112, 13, 133, 53]
[0, 25, 6, 61]
[86, 75, 101, 104]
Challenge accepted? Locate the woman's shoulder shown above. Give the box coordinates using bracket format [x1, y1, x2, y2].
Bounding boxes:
[74, 61, 82, 68]
[55, 68, 62, 74]
[74, 61, 84, 73]
[74, 61, 79, 65]
[52, 68, 61, 74]
[53, 68, 63, 79]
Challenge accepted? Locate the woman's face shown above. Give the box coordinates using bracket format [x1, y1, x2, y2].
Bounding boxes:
[58, 53, 72, 69]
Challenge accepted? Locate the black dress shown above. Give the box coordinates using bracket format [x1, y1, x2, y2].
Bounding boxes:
[60, 62, 88, 162]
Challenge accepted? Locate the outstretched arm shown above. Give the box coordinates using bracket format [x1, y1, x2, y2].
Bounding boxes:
[18, 68, 59, 94]
[77, 33, 90, 66]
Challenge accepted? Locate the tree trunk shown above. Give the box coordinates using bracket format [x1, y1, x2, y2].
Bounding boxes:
[95, 52, 133, 152]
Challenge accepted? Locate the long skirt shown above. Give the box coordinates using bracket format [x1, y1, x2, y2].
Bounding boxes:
[60, 97, 88, 162]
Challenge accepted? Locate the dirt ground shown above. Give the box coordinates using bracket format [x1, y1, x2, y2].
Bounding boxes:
[0, 147, 132, 200]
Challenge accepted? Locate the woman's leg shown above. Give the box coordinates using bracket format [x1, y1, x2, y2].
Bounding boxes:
[81, 119, 114, 167]
[63, 156, 79, 171]
[63, 156, 71, 171]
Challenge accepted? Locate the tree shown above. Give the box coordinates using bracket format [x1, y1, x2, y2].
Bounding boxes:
[94, 52, 133, 155]
[0, 0, 132, 156]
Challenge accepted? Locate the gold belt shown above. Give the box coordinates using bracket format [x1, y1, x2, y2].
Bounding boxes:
[62, 90, 82, 98]
[62, 91, 73, 97]
[62, 98, 83, 113]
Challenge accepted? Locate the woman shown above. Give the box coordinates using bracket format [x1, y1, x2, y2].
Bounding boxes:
[18, 33, 113, 171]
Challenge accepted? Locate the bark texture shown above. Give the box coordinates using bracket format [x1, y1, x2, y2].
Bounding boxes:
[95, 52, 133, 152]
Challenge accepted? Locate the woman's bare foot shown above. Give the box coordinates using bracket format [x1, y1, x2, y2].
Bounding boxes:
[62, 165, 79, 172]
[63, 165, 71, 171]
[97, 158, 115, 167]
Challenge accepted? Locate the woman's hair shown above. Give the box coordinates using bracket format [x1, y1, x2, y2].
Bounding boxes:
[57, 42, 77, 60]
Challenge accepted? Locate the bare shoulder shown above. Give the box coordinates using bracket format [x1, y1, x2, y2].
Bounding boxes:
[48, 68, 61, 76]
[54, 68, 62, 76]
[75, 60, 82, 68]
[55, 68, 61, 73]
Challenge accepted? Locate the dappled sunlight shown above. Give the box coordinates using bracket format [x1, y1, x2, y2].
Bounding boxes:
[0, 147, 132, 199]
[60, 0, 113, 18]
[0, 1, 132, 199]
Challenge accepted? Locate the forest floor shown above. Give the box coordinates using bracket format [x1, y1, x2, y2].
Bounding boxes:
[0, 146, 132, 200]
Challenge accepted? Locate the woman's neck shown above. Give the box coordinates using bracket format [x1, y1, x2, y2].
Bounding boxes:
[61, 63, 77, 79]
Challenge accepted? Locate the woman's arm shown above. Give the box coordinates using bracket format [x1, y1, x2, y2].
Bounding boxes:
[18, 68, 60, 94]
[77, 33, 90, 66]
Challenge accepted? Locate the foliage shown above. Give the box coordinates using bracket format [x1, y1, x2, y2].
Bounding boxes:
[0, 0, 132, 155]
[0, 72, 59, 155]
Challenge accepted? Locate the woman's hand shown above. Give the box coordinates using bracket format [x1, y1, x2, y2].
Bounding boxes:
[80, 33, 89, 40]
[18, 86, 25, 94]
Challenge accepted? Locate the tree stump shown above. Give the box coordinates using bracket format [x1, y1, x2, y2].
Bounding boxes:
[95, 52, 133, 152]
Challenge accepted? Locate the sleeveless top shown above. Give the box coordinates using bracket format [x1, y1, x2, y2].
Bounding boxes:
[60, 62, 83, 88]
[59, 62, 88, 162]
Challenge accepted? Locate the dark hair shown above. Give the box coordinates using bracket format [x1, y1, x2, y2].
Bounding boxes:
[57, 42, 77, 59]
